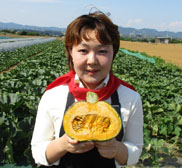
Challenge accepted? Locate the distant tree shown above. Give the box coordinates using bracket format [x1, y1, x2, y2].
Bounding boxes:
[1, 29, 16, 34]
[17, 30, 40, 36]
[18, 30, 27, 35]
[150, 38, 155, 43]
[27, 31, 40, 36]
[171, 38, 182, 44]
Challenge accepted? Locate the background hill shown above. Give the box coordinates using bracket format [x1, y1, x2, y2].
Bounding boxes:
[0, 22, 65, 36]
[118, 27, 182, 39]
[1, 21, 182, 39]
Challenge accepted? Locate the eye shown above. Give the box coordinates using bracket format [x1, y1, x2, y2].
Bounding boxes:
[78, 49, 88, 54]
[98, 50, 108, 54]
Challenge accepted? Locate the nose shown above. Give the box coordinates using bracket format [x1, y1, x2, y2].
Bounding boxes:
[87, 52, 98, 65]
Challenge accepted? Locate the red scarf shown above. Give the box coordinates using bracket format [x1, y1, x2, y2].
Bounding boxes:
[46, 70, 135, 101]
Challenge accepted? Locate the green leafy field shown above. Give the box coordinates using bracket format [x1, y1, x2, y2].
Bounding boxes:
[0, 42, 57, 72]
[113, 51, 182, 166]
[0, 40, 181, 167]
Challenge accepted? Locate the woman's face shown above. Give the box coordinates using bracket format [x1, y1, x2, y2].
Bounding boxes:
[70, 31, 114, 90]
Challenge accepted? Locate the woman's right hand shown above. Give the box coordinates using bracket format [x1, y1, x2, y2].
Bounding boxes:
[62, 134, 94, 154]
[46, 134, 94, 164]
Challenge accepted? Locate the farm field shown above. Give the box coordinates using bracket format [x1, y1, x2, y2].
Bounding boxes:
[0, 40, 182, 167]
[120, 40, 182, 67]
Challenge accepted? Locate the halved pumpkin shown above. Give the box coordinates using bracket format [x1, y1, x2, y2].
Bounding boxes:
[63, 92, 122, 141]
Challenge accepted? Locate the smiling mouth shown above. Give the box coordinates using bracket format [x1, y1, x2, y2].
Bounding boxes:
[87, 69, 99, 74]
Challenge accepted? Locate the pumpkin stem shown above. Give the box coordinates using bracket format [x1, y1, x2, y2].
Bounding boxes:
[86, 92, 98, 103]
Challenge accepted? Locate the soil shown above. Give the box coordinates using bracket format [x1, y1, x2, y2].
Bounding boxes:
[0, 33, 50, 38]
[120, 40, 182, 67]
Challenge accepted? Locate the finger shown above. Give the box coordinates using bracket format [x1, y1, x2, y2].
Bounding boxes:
[73, 143, 94, 154]
[97, 148, 115, 159]
[67, 136, 79, 144]
[95, 139, 115, 147]
[82, 141, 94, 147]
[78, 141, 94, 149]
[95, 141, 110, 148]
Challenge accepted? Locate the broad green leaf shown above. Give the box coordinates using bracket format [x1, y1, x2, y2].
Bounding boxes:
[177, 118, 182, 125]
[174, 126, 181, 136]
[176, 104, 181, 113]
[159, 126, 167, 136]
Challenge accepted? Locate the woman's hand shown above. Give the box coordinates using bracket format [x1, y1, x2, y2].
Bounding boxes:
[63, 134, 94, 154]
[46, 134, 94, 164]
[94, 138, 119, 159]
[95, 138, 128, 165]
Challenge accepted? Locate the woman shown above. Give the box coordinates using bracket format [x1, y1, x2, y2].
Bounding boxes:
[31, 11, 143, 168]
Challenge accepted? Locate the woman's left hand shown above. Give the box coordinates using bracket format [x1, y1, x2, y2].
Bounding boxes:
[94, 138, 119, 159]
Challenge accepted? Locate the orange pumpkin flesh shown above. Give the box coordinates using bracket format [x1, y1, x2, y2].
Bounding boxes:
[63, 92, 122, 141]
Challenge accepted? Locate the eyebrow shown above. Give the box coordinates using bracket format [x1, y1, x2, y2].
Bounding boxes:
[80, 42, 109, 47]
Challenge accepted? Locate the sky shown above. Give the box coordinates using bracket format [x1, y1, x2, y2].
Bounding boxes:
[0, 0, 182, 32]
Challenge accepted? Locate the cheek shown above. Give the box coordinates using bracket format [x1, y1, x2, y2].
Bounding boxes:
[99, 55, 113, 67]
[72, 55, 86, 68]
[71, 51, 79, 62]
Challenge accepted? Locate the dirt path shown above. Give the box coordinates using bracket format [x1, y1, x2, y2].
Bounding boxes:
[120, 41, 182, 67]
[0, 33, 48, 38]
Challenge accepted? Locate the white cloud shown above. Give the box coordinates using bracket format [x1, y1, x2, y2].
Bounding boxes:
[156, 21, 182, 32]
[168, 21, 182, 32]
[125, 18, 143, 27]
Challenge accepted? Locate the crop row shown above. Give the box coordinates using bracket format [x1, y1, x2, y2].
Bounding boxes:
[0, 40, 182, 167]
[0, 39, 57, 72]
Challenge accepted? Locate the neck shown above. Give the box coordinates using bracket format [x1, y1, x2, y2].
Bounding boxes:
[80, 78, 106, 90]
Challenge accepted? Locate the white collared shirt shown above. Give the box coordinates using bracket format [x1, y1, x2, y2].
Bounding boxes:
[74, 73, 110, 90]
[31, 74, 143, 167]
